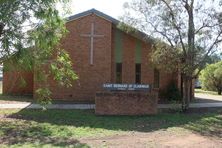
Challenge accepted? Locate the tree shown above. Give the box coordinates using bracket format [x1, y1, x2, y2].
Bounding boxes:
[0, 0, 78, 106]
[122, 0, 222, 111]
[200, 61, 222, 95]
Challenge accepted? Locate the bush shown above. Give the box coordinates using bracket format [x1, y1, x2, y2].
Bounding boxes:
[160, 82, 182, 102]
[200, 61, 222, 95]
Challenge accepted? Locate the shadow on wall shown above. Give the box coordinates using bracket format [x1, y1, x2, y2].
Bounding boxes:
[5, 109, 222, 139]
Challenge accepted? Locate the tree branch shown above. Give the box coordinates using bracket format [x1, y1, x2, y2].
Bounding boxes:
[191, 0, 194, 9]
[205, 31, 222, 56]
[161, 0, 187, 57]
[195, 23, 218, 34]
[193, 31, 222, 78]
[145, 19, 175, 47]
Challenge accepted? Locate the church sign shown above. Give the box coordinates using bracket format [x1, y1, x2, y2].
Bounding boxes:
[103, 83, 150, 91]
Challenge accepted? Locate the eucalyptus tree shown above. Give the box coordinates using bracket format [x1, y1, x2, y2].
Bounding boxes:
[0, 0, 78, 106]
[122, 0, 222, 110]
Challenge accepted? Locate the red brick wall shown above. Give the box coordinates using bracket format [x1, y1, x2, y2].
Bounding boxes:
[34, 14, 113, 102]
[3, 71, 33, 95]
[159, 71, 177, 90]
[122, 31, 136, 83]
[95, 91, 158, 115]
[141, 42, 155, 84]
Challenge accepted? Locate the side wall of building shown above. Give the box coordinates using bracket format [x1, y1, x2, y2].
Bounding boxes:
[3, 70, 33, 95]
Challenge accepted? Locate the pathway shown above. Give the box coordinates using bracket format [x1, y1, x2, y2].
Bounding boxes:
[0, 93, 222, 109]
[0, 102, 222, 109]
[194, 93, 222, 103]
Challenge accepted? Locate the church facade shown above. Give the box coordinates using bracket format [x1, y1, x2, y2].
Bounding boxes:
[3, 9, 181, 103]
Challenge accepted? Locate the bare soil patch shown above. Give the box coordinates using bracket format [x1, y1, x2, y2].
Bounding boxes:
[81, 131, 222, 148]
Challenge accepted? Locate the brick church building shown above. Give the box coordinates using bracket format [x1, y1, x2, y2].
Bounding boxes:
[3, 9, 181, 103]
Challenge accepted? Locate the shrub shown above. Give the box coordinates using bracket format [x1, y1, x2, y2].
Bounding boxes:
[160, 82, 182, 102]
[200, 61, 222, 95]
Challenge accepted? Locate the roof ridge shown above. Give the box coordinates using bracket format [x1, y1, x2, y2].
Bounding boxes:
[67, 9, 153, 43]
[67, 8, 119, 23]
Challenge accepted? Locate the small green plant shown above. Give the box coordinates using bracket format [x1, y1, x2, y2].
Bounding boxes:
[36, 88, 52, 110]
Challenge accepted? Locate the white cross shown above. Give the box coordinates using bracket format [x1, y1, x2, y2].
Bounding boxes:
[80, 23, 104, 65]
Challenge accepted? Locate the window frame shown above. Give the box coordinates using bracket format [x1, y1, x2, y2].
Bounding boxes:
[116, 63, 122, 83]
[135, 63, 141, 84]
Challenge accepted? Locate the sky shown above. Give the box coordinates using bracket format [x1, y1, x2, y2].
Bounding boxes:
[67, 0, 131, 19]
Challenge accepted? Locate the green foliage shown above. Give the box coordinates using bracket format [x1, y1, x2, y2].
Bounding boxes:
[200, 61, 222, 95]
[151, 41, 182, 72]
[160, 82, 182, 102]
[3, 48, 34, 72]
[35, 88, 52, 109]
[50, 48, 78, 87]
[0, 0, 77, 106]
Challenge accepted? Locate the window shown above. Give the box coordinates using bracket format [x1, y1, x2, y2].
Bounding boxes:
[154, 69, 160, 88]
[116, 63, 122, 83]
[135, 64, 141, 84]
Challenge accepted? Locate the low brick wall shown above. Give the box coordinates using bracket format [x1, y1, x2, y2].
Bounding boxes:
[95, 91, 158, 115]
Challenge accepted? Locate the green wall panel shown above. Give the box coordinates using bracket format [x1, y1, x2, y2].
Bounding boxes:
[114, 30, 123, 63]
[135, 40, 142, 64]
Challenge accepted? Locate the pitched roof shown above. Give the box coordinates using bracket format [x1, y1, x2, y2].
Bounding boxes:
[67, 8, 119, 24]
[67, 9, 153, 43]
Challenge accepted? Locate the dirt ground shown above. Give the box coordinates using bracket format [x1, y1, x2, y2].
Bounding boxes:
[81, 130, 222, 148]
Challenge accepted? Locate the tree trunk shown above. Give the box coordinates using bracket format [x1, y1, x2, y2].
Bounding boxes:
[218, 88, 222, 95]
[182, 75, 192, 112]
[190, 81, 194, 101]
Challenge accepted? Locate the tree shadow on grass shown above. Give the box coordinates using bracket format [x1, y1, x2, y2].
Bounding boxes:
[184, 114, 222, 139]
[5, 109, 222, 140]
[0, 118, 89, 147]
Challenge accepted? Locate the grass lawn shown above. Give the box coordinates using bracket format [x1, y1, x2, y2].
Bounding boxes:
[0, 109, 221, 147]
[195, 89, 219, 95]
